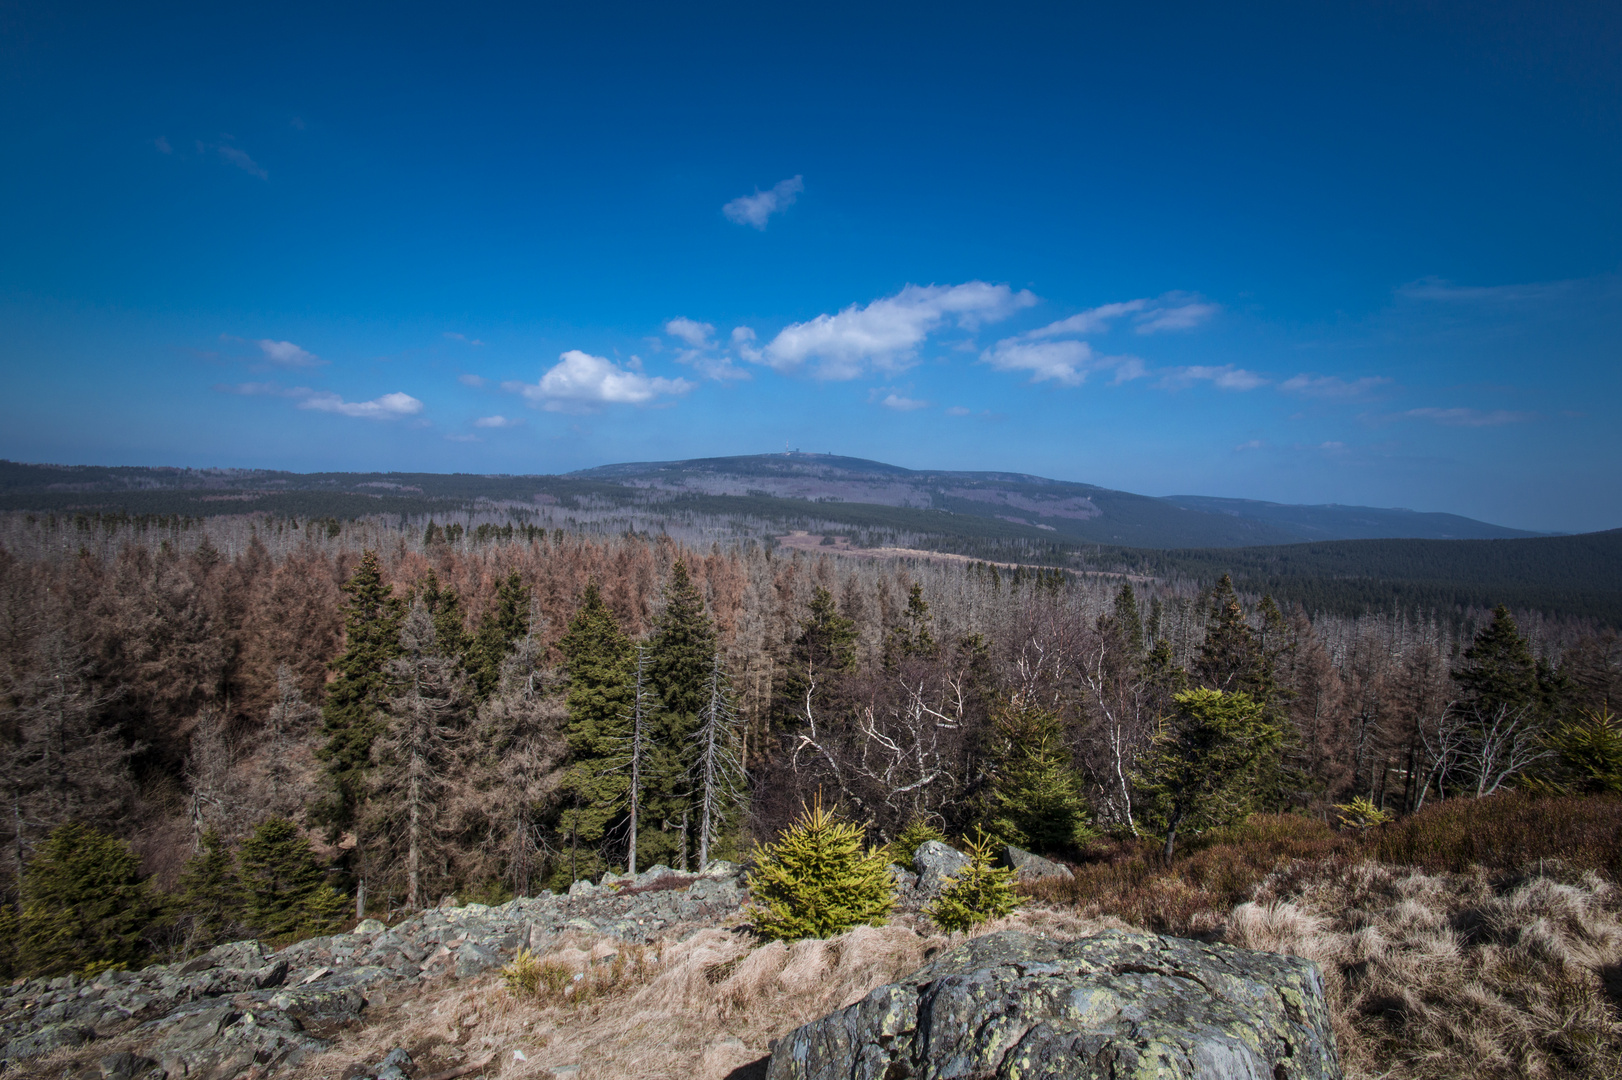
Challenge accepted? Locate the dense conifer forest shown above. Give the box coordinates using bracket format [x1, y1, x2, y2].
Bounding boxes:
[1, 511, 1618, 977]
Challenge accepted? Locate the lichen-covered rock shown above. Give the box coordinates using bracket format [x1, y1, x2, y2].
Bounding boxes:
[996, 844, 1072, 884]
[764, 930, 1341, 1080]
[912, 840, 969, 900]
[0, 1021, 96, 1063]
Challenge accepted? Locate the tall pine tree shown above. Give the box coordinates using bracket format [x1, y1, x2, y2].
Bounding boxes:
[468, 572, 531, 701]
[553, 582, 634, 883]
[317, 551, 403, 829]
[645, 561, 715, 868]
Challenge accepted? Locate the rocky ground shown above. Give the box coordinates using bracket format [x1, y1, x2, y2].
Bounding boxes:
[0, 862, 751, 1080]
[0, 845, 1076, 1080]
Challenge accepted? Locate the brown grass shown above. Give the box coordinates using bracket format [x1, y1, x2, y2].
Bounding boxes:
[1232, 860, 1622, 1080]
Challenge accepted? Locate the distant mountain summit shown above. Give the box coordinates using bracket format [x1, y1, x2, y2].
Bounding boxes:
[571, 452, 1539, 547]
[0, 452, 1539, 549]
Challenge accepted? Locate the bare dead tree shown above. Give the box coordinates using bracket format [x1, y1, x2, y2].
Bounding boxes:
[692, 653, 744, 869]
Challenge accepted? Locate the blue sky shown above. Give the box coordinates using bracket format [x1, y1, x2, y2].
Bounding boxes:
[2, 1, 1619, 533]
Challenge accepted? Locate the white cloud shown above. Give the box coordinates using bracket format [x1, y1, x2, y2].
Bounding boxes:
[945, 406, 972, 417]
[1160, 365, 1268, 390]
[1281, 373, 1391, 398]
[722, 175, 804, 229]
[215, 381, 289, 396]
[875, 391, 930, 411]
[154, 136, 172, 154]
[217, 144, 267, 180]
[683, 354, 752, 381]
[665, 317, 715, 347]
[255, 339, 323, 368]
[473, 415, 523, 428]
[981, 340, 1093, 386]
[761, 282, 1036, 380]
[509, 350, 694, 412]
[444, 332, 485, 346]
[1403, 407, 1536, 427]
[298, 390, 424, 419]
[1235, 439, 1264, 451]
[458, 373, 488, 388]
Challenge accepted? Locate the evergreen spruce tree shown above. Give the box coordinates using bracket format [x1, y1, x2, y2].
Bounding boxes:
[1455, 605, 1540, 718]
[884, 584, 937, 668]
[985, 697, 1092, 853]
[317, 551, 403, 829]
[237, 818, 348, 941]
[1136, 688, 1284, 858]
[1112, 582, 1145, 660]
[775, 586, 857, 731]
[746, 797, 893, 941]
[645, 560, 715, 868]
[18, 823, 153, 976]
[415, 569, 469, 662]
[554, 582, 634, 883]
[174, 828, 243, 950]
[926, 830, 1020, 933]
[468, 572, 531, 701]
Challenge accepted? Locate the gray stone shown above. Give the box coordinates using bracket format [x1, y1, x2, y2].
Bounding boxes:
[764, 929, 1341, 1080]
[567, 879, 598, 898]
[887, 863, 919, 895]
[354, 918, 387, 934]
[701, 859, 742, 878]
[98, 1051, 157, 1079]
[0, 1022, 96, 1062]
[911, 840, 969, 899]
[179, 939, 269, 974]
[454, 942, 501, 978]
[996, 844, 1073, 884]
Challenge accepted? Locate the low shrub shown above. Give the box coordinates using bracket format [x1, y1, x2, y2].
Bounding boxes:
[887, 819, 947, 873]
[746, 797, 893, 941]
[927, 830, 1020, 932]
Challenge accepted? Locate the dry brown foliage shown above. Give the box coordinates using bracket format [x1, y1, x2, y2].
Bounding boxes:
[1232, 860, 1622, 1080]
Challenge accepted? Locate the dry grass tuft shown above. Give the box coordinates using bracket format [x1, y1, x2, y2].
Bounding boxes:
[1231, 860, 1622, 1080]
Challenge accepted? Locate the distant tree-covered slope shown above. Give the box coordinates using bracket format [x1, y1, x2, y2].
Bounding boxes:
[1086, 530, 1622, 625]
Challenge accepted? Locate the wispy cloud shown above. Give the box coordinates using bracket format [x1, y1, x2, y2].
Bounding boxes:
[473, 415, 523, 428]
[216, 144, 267, 180]
[1403, 407, 1537, 427]
[444, 332, 485, 346]
[218, 381, 425, 419]
[446, 433, 481, 443]
[760, 282, 1036, 380]
[1019, 293, 1218, 340]
[254, 339, 323, 368]
[1395, 276, 1576, 305]
[1281, 373, 1391, 398]
[722, 175, 804, 229]
[153, 136, 172, 154]
[873, 389, 930, 411]
[506, 350, 694, 412]
[945, 406, 972, 417]
[1159, 365, 1268, 391]
[458, 373, 488, 388]
[1133, 295, 1219, 334]
[1234, 439, 1264, 451]
[298, 390, 424, 419]
[662, 318, 750, 380]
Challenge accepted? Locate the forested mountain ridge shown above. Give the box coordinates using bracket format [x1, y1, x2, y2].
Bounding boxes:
[0, 453, 1541, 548]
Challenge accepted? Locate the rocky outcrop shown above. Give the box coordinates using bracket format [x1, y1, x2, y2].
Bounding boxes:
[0, 862, 748, 1077]
[764, 929, 1341, 1080]
[996, 844, 1072, 884]
[910, 841, 969, 901]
